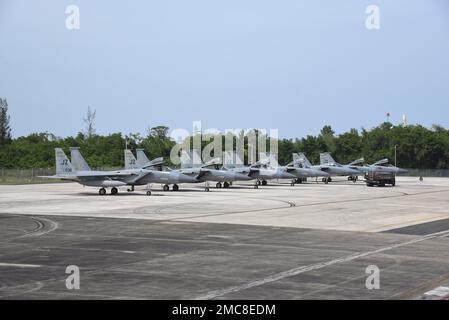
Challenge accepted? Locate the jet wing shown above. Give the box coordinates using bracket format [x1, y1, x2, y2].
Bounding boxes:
[129, 170, 155, 184]
[76, 171, 138, 178]
[37, 175, 78, 182]
[140, 157, 164, 168]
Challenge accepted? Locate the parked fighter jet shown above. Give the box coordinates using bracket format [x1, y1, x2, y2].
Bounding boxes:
[360, 158, 408, 175]
[319, 153, 368, 182]
[72, 147, 201, 195]
[39, 148, 154, 195]
[124, 149, 198, 191]
[221, 151, 297, 188]
[294, 153, 360, 183]
[259, 153, 329, 185]
[177, 149, 252, 191]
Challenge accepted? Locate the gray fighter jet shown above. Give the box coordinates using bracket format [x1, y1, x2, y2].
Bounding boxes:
[74, 147, 201, 195]
[258, 153, 329, 186]
[294, 152, 360, 183]
[319, 153, 370, 182]
[41, 147, 200, 196]
[355, 158, 408, 175]
[124, 149, 198, 191]
[172, 149, 253, 191]
[39, 148, 154, 195]
[221, 151, 298, 188]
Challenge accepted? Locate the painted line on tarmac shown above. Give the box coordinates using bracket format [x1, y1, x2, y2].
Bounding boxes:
[0, 263, 42, 268]
[195, 228, 449, 300]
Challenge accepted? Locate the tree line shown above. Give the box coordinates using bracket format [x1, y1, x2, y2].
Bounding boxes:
[0, 98, 448, 169]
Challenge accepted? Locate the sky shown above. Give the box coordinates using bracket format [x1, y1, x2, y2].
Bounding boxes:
[1, 0, 448, 139]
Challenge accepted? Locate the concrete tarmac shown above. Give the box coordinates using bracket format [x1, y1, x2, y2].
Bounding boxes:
[1, 177, 449, 300]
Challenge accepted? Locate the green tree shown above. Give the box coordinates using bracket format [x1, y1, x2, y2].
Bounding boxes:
[83, 106, 96, 139]
[0, 98, 12, 145]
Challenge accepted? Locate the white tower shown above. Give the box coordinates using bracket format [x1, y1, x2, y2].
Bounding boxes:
[402, 114, 408, 126]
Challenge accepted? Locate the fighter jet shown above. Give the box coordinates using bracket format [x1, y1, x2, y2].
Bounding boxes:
[258, 153, 329, 186]
[124, 149, 198, 191]
[359, 158, 408, 175]
[319, 153, 371, 182]
[174, 149, 252, 191]
[39, 148, 154, 195]
[294, 153, 360, 183]
[221, 151, 297, 188]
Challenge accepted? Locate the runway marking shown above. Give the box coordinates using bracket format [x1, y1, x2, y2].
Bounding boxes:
[19, 216, 59, 238]
[424, 286, 449, 299]
[0, 263, 42, 268]
[195, 228, 449, 300]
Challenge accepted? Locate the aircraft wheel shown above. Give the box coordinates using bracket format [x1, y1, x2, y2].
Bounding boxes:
[99, 188, 106, 196]
[216, 182, 222, 188]
[322, 178, 326, 182]
[257, 180, 262, 186]
[290, 182, 295, 186]
[172, 184, 179, 191]
[163, 184, 170, 192]
[223, 182, 230, 188]
[205, 187, 210, 192]
[111, 187, 118, 195]
[146, 191, 152, 196]
[254, 185, 258, 189]
[262, 180, 267, 186]
[328, 177, 332, 183]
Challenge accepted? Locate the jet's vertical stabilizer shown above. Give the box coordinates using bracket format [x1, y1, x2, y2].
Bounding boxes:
[223, 151, 235, 168]
[259, 153, 279, 168]
[70, 147, 91, 171]
[55, 148, 75, 175]
[125, 149, 138, 170]
[320, 153, 337, 166]
[294, 153, 313, 167]
[136, 149, 150, 168]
